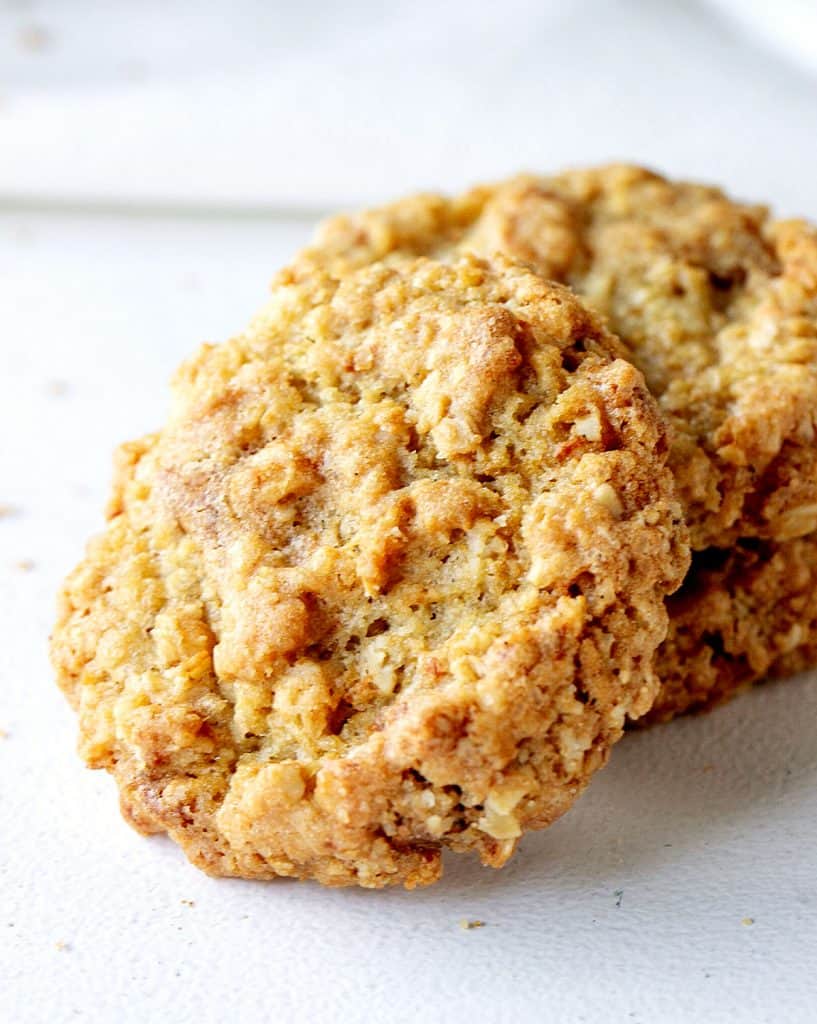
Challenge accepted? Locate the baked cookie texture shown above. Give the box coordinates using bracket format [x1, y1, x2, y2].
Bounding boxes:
[650, 536, 817, 722]
[299, 164, 817, 549]
[52, 255, 687, 887]
[296, 165, 817, 717]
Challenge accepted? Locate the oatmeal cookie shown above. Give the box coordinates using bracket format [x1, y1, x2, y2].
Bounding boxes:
[52, 255, 686, 887]
[649, 535, 817, 723]
[296, 166, 817, 717]
[298, 164, 817, 549]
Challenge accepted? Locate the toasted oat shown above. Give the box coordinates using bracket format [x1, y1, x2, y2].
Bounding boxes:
[52, 254, 686, 887]
[295, 165, 817, 720]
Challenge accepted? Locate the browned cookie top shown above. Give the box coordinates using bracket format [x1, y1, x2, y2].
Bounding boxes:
[52, 254, 686, 887]
[297, 165, 817, 550]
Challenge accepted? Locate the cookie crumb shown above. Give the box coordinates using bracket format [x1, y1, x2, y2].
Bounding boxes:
[459, 919, 485, 930]
[0, 504, 17, 519]
[47, 379, 69, 397]
[741, 917, 755, 927]
[180, 899, 195, 907]
[55, 940, 70, 952]
[15, 559, 35, 572]
[19, 25, 53, 53]
[0, 728, 9, 740]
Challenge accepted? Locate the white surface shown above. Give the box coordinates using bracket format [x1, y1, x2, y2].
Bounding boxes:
[705, 0, 817, 75]
[3, 2, 817, 1022]
[1, 0, 817, 214]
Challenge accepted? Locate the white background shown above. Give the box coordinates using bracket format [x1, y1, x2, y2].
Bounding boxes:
[2, 2, 817, 1022]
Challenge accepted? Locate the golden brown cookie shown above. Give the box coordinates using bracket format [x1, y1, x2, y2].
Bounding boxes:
[298, 164, 817, 550]
[52, 254, 687, 887]
[295, 165, 817, 718]
[650, 535, 817, 723]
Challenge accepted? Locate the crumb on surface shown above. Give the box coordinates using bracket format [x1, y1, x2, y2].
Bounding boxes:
[0, 504, 18, 519]
[459, 919, 486, 930]
[741, 917, 755, 927]
[614, 889, 624, 908]
[55, 940, 70, 952]
[0, 728, 9, 740]
[15, 559, 35, 572]
[47, 379, 69, 397]
[19, 24, 53, 53]
[180, 899, 195, 907]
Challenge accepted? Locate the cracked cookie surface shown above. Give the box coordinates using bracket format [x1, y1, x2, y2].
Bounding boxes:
[295, 165, 817, 718]
[52, 254, 686, 886]
[297, 164, 817, 550]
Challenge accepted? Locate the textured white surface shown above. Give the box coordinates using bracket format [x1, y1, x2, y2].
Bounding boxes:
[3, 2, 817, 1021]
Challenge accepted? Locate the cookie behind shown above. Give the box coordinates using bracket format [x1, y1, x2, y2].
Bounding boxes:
[295, 166, 817, 720]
